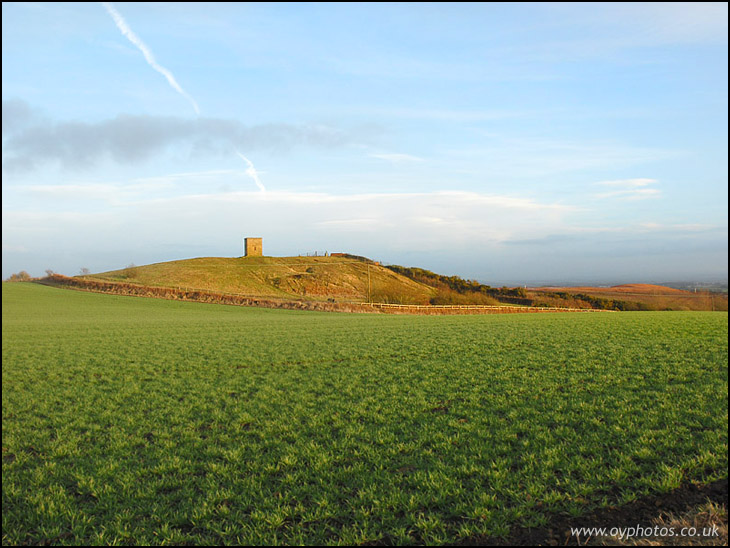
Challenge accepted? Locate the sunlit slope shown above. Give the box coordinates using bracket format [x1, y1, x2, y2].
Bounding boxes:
[90, 256, 436, 303]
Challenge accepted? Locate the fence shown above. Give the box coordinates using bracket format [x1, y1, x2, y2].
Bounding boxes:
[364, 302, 612, 314]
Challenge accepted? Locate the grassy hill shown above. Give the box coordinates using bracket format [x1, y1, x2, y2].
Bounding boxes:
[88, 256, 437, 304]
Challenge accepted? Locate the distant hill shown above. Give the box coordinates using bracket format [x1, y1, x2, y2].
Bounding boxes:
[537, 283, 689, 295]
[88, 256, 436, 305]
[531, 283, 727, 311]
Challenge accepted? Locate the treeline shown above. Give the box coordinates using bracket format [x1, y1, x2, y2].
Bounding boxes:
[530, 291, 650, 311]
[5, 271, 33, 282]
[386, 265, 529, 306]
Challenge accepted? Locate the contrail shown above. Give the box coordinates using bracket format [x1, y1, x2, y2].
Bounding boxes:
[102, 3, 268, 192]
[102, 2, 200, 115]
[236, 151, 266, 193]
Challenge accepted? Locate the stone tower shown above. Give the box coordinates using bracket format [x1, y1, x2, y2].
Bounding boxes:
[244, 237, 263, 257]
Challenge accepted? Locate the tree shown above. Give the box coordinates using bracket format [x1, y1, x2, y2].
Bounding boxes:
[6, 271, 31, 282]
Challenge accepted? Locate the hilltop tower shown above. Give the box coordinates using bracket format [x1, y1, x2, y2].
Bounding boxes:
[244, 237, 263, 257]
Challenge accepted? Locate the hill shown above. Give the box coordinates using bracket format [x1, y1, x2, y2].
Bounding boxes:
[88, 256, 437, 305]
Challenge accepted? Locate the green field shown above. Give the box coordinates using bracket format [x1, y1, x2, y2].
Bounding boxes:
[2, 283, 727, 545]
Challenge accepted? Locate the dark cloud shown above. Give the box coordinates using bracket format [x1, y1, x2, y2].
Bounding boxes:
[2, 100, 353, 173]
[2, 99, 37, 134]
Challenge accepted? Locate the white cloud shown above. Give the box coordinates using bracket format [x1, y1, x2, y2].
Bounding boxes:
[316, 218, 384, 230]
[593, 178, 661, 200]
[3, 188, 575, 264]
[638, 222, 722, 233]
[606, 3, 728, 46]
[133, 169, 240, 184]
[445, 139, 674, 178]
[3, 186, 725, 281]
[359, 107, 531, 122]
[595, 178, 657, 188]
[369, 153, 424, 163]
[595, 188, 661, 200]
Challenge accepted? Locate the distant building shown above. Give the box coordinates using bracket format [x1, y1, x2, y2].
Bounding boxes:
[244, 237, 263, 257]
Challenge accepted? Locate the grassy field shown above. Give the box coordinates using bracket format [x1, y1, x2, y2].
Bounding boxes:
[2, 283, 727, 545]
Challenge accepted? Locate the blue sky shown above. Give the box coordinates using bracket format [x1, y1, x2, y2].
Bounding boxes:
[2, 2, 727, 283]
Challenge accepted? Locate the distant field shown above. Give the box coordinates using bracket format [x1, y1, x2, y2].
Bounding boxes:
[529, 284, 728, 312]
[538, 284, 690, 295]
[2, 283, 727, 545]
